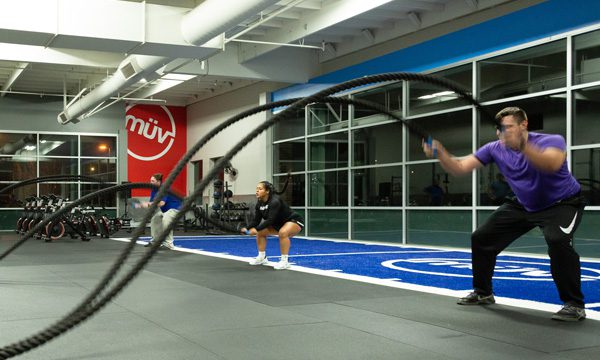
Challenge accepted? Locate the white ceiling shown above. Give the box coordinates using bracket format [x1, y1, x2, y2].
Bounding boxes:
[0, 0, 533, 118]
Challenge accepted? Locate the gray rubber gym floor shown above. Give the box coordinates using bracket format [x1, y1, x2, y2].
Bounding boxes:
[1, 232, 599, 360]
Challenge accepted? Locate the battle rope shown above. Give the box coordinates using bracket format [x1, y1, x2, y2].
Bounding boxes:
[0, 73, 488, 358]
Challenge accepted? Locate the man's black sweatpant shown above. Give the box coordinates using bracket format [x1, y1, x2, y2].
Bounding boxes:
[471, 195, 585, 307]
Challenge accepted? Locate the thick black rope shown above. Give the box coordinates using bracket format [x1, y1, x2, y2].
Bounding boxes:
[0, 96, 391, 357]
[0, 73, 487, 358]
[205, 96, 422, 232]
[0, 175, 108, 196]
[0, 182, 183, 262]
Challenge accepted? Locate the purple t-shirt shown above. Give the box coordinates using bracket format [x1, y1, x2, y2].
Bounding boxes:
[474, 132, 580, 212]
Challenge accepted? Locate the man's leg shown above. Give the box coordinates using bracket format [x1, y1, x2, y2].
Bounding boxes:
[161, 209, 179, 249]
[537, 201, 586, 321]
[149, 211, 163, 245]
[538, 202, 585, 314]
[466, 203, 532, 300]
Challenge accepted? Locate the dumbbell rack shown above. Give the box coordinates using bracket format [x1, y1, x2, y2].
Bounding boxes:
[211, 180, 249, 229]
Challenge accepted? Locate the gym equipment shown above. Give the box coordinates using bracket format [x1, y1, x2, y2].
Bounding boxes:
[0, 73, 489, 358]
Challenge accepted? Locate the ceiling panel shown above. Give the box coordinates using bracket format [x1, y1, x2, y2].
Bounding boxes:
[0, 0, 528, 111]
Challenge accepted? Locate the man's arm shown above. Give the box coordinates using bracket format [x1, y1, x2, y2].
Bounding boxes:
[521, 144, 565, 173]
[423, 138, 483, 176]
[142, 200, 165, 208]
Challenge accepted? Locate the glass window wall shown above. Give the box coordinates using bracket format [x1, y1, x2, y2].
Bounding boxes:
[273, 108, 305, 141]
[572, 148, 600, 206]
[407, 210, 472, 247]
[308, 132, 348, 171]
[81, 136, 117, 157]
[308, 209, 348, 238]
[573, 86, 600, 145]
[479, 40, 566, 101]
[353, 82, 402, 126]
[39, 157, 78, 176]
[0, 157, 36, 181]
[409, 64, 472, 115]
[408, 163, 471, 206]
[274, 173, 305, 206]
[574, 28, 600, 85]
[352, 122, 402, 166]
[408, 109, 472, 161]
[352, 166, 402, 206]
[39, 134, 78, 156]
[270, 26, 600, 256]
[80, 158, 117, 182]
[307, 102, 349, 135]
[274, 140, 305, 173]
[352, 209, 402, 242]
[309, 170, 348, 207]
[0, 132, 118, 215]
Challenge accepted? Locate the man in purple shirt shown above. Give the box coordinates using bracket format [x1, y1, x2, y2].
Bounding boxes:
[423, 107, 586, 321]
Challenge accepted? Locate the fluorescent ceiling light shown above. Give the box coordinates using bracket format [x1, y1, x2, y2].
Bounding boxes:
[418, 91, 456, 100]
[162, 74, 197, 81]
[122, 98, 167, 105]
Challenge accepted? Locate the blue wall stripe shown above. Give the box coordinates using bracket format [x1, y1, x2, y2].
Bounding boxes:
[272, 0, 600, 102]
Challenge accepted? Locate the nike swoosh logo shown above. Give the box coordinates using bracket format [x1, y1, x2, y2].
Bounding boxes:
[559, 212, 578, 234]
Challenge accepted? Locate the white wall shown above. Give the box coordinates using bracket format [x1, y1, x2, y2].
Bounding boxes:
[186, 81, 286, 201]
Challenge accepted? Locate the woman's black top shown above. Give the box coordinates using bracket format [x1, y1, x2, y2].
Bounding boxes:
[247, 194, 295, 231]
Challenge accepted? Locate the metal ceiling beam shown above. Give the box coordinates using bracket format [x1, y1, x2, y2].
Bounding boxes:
[0, 43, 124, 68]
[0, 0, 223, 59]
[385, 1, 445, 12]
[238, 0, 396, 63]
[57, 0, 280, 124]
[254, 19, 285, 28]
[0, 62, 29, 97]
[170, 43, 313, 83]
[276, 0, 321, 10]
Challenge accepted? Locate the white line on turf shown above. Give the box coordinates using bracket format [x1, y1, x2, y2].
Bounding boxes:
[109, 236, 600, 319]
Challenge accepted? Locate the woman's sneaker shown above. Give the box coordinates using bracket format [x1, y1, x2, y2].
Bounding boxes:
[457, 291, 495, 305]
[273, 260, 290, 270]
[249, 256, 268, 265]
[552, 304, 586, 321]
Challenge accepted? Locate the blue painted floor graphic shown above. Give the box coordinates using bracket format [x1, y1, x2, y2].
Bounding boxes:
[130, 235, 600, 317]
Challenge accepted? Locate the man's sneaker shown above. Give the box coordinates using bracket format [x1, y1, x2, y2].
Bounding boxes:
[552, 304, 586, 322]
[457, 291, 495, 305]
[249, 256, 268, 265]
[273, 260, 290, 270]
[160, 243, 175, 250]
[144, 241, 153, 247]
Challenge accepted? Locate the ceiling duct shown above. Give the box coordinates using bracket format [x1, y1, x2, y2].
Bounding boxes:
[120, 62, 138, 80]
[57, 0, 279, 125]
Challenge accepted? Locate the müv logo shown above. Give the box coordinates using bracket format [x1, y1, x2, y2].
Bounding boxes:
[381, 257, 600, 282]
[126, 104, 176, 161]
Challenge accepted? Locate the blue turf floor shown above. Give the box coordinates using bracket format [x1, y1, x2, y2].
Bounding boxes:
[153, 235, 600, 310]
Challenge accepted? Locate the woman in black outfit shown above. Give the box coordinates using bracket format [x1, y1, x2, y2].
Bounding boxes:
[241, 180, 304, 270]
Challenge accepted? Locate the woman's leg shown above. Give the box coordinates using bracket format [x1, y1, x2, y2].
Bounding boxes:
[277, 222, 301, 256]
[250, 227, 277, 265]
[273, 222, 302, 269]
[256, 227, 277, 252]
